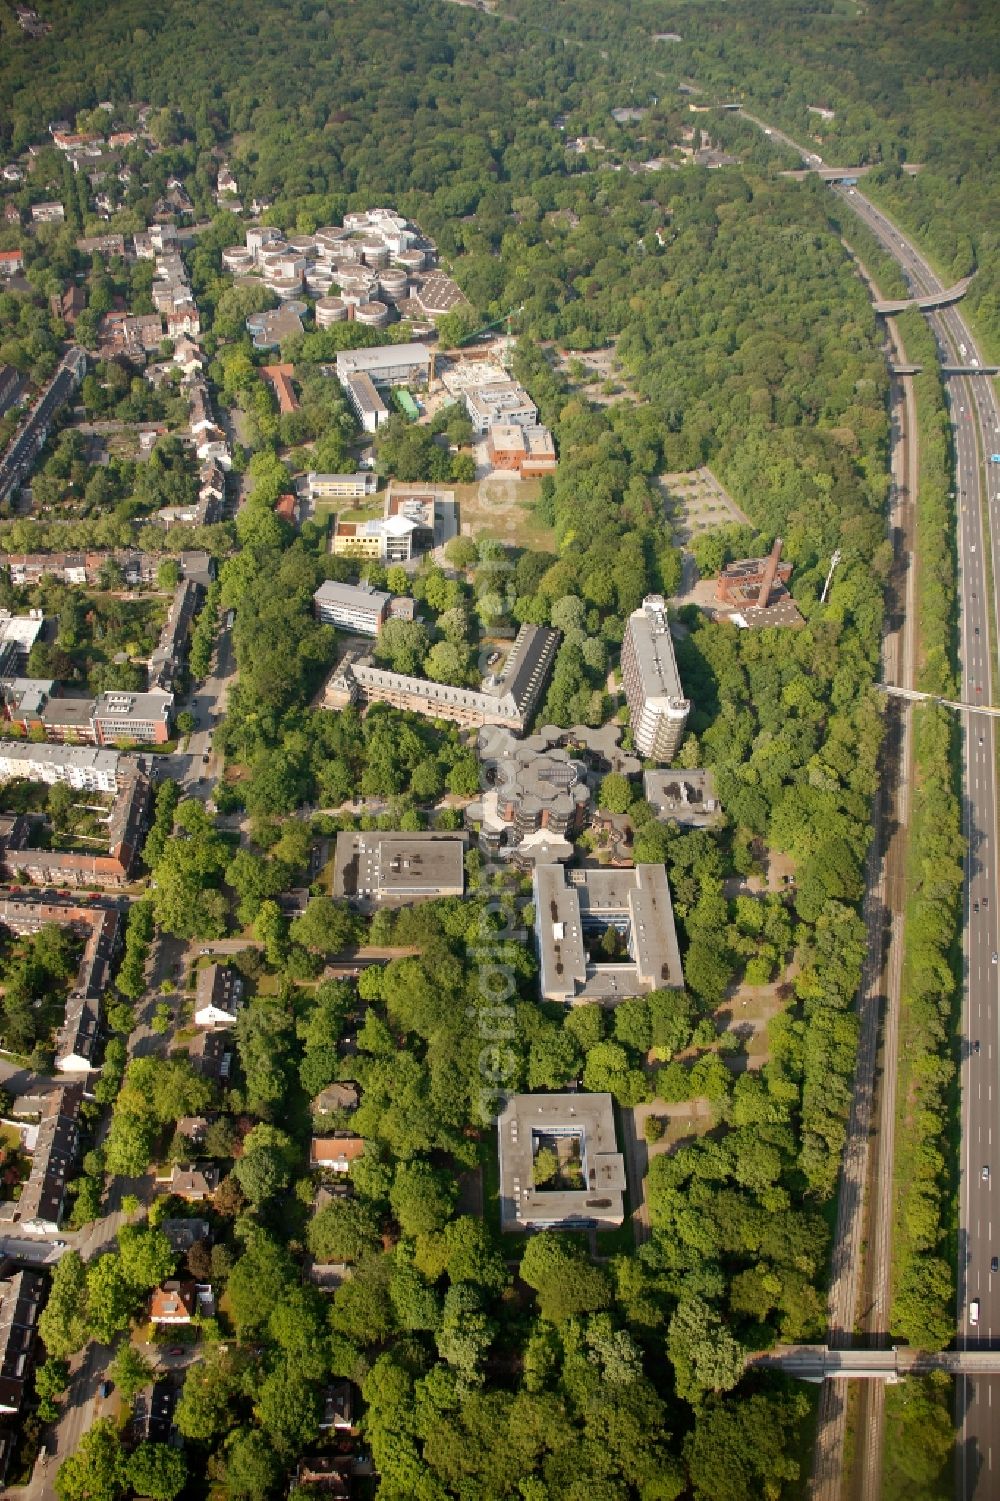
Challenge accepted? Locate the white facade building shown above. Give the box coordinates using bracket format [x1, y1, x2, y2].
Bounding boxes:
[0, 741, 120, 792]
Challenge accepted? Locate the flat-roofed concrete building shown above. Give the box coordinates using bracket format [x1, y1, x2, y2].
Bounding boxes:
[313, 579, 390, 636]
[306, 472, 377, 501]
[620, 595, 689, 763]
[333, 830, 466, 911]
[342, 371, 389, 433]
[498, 1092, 626, 1231]
[332, 484, 456, 564]
[465, 381, 537, 434]
[487, 423, 557, 476]
[333, 513, 419, 563]
[532, 862, 683, 1004]
[643, 769, 721, 827]
[335, 342, 431, 388]
[92, 690, 173, 746]
[245, 305, 304, 350]
[468, 725, 590, 861]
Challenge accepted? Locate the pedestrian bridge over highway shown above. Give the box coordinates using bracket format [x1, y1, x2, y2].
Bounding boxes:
[879, 684, 1000, 718]
[751, 1345, 1000, 1383]
[874, 276, 973, 315]
[889, 363, 999, 376]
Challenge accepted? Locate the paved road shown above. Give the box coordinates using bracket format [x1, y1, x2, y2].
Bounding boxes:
[758, 1347, 1000, 1379]
[835, 181, 1000, 1500]
[0, 621, 236, 1498]
[735, 106, 1000, 1498]
[0, 348, 86, 506]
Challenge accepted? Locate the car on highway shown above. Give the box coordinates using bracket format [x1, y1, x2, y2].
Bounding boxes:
[983, 1165, 991, 1181]
[984, 896, 989, 908]
[974, 901, 980, 913]
[971, 1298, 981, 1325]
[991, 454, 1000, 464]
[993, 952, 999, 965]
[975, 1039, 981, 1053]
[993, 1257, 999, 1274]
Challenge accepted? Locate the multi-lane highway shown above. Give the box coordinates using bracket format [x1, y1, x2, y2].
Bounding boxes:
[835, 177, 1000, 1499]
[737, 104, 1000, 1498]
[836, 180, 1000, 1498]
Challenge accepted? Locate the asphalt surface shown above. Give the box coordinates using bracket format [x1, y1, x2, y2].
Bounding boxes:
[0, 349, 84, 506]
[829, 183, 1000, 1500]
[2, 615, 238, 1499]
[736, 106, 1000, 1498]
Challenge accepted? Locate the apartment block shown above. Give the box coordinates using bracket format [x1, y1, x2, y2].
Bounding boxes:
[0, 1084, 83, 1234]
[620, 595, 689, 762]
[0, 741, 120, 792]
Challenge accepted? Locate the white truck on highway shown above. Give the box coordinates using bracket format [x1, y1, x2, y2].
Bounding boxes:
[970, 1299, 980, 1326]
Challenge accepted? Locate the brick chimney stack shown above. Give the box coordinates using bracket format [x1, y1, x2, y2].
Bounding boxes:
[756, 537, 783, 610]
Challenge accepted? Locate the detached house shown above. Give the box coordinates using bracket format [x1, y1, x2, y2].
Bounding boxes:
[168, 1163, 220, 1201]
[193, 964, 243, 1027]
[149, 1281, 197, 1325]
[310, 1135, 365, 1173]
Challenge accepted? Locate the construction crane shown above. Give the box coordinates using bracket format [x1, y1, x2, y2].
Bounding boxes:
[457, 307, 520, 346]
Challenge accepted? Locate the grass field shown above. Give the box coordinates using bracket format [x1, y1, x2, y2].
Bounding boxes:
[455, 474, 554, 551]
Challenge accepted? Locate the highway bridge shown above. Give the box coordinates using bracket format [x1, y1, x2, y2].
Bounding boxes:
[889, 364, 998, 376]
[874, 275, 973, 314]
[879, 683, 1000, 718]
[751, 1346, 1000, 1382]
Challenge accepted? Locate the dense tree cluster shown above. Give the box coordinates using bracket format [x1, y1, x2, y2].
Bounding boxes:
[0, 0, 980, 1491]
[0, 921, 78, 1061]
